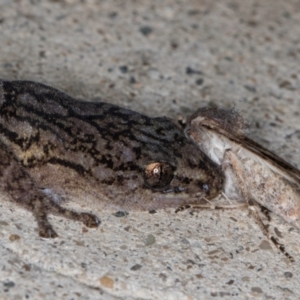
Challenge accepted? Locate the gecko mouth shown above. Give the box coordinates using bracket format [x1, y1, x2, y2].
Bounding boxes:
[138, 187, 207, 210]
[155, 187, 207, 203]
[160, 182, 209, 198]
[151, 192, 207, 210]
[163, 186, 186, 193]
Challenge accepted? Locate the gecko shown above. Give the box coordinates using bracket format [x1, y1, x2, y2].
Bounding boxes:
[185, 107, 300, 261]
[0, 80, 224, 238]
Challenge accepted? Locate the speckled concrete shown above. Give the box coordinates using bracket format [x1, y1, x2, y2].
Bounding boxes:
[1, 0, 300, 299]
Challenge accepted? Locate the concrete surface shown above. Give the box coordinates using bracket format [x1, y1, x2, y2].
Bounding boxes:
[1, 0, 300, 299]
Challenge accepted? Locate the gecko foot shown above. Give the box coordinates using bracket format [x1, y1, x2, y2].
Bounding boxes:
[175, 205, 191, 213]
[35, 212, 59, 238]
[41, 199, 101, 229]
[38, 224, 58, 238]
[78, 213, 101, 228]
[260, 205, 272, 222]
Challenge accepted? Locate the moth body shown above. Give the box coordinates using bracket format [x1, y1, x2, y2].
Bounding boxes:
[186, 107, 300, 229]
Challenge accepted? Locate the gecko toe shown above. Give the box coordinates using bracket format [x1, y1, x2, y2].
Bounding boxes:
[175, 205, 191, 213]
[80, 213, 101, 228]
[39, 226, 58, 238]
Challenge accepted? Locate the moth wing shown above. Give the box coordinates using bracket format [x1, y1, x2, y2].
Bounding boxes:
[225, 131, 300, 187]
[188, 107, 300, 186]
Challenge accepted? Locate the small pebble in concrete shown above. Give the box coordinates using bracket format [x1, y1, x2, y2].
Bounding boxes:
[113, 211, 129, 218]
[9, 234, 20, 241]
[144, 234, 156, 246]
[139, 26, 153, 36]
[131, 264, 142, 271]
[99, 276, 114, 289]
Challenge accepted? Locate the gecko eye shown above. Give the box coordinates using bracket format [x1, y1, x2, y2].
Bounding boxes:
[144, 162, 175, 190]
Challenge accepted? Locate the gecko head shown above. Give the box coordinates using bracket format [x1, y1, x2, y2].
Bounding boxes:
[101, 114, 224, 211]
[142, 141, 224, 208]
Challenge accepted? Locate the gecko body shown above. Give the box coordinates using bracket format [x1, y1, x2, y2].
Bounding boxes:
[0, 80, 223, 237]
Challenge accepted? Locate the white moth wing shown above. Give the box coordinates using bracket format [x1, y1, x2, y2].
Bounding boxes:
[186, 107, 300, 189]
[186, 108, 300, 227]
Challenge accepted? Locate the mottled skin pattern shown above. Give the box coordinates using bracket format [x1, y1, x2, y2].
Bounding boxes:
[0, 80, 223, 238]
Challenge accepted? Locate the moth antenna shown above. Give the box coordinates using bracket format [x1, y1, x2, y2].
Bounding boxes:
[202, 197, 212, 204]
[222, 192, 234, 204]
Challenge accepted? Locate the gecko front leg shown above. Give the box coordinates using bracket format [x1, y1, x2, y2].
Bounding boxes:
[0, 140, 100, 238]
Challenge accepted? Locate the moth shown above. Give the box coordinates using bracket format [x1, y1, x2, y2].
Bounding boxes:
[184, 107, 300, 262]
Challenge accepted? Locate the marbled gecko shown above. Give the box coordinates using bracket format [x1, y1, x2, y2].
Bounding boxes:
[0, 80, 223, 238]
